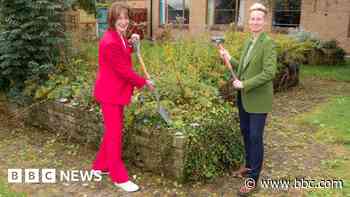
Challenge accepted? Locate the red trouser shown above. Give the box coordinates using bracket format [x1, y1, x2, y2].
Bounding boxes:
[92, 103, 129, 183]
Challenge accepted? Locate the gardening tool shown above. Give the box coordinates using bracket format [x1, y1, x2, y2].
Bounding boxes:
[211, 36, 238, 81]
[133, 40, 172, 125]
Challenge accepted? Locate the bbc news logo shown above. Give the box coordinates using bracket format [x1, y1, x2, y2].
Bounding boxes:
[8, 169, 102, 183]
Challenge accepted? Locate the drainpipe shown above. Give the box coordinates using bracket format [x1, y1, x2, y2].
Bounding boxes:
[150, 0, 153, 39]
[235, 0, 239, 29]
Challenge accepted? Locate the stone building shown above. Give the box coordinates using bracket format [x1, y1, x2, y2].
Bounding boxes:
[102, 0, 350, 53]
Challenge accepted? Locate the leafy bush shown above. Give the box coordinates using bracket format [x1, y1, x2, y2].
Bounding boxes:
[310, 39, 346, 65]
[124, 38, 245, 181]
[183, 107, 243, 181]
[0, 0, 66, 94]
[274, 34, 314, 66]
[272, 35, 313, 91]
[288, 28, 318, 42]
[27, 58, 96, 108]
[289, 29, 346, 65]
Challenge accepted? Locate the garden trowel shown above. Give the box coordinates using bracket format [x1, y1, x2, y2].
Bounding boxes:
[133, 40, 172, 125]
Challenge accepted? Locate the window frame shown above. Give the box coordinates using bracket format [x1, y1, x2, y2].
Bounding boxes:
[207, 0, 240, 29]
[159, 0, 190, 28]
[272, 0, 301, 28]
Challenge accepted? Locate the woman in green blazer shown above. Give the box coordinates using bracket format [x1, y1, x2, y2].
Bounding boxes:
[220, 3, 277, 196]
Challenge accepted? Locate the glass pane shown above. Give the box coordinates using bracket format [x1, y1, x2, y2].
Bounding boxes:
[215, 0, 235, 9]
[168, 10, 184, 23]
[273, 0, 301, 27]
[274, 11, 301, 27]
[215, 10, 235, 24]
[168, 0, 184, 11]
[275, 0, 301, 11]
[167, 0, 189, 24]
[213, 0, 238, 24]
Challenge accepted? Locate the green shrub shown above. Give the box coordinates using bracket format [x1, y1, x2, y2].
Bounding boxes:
[0, 0, 66, 94]
[272, 34, 313, 91]
[123, 90, 243, 182]
[131, 39, 245, 182]
[288, 29, 318, 42]
[183, 106, 243, 181]
[274, 34, 314, 65]
[288, 30, 346, 65]
[27, 58, 96, 108]
[309, 39, 346, 65]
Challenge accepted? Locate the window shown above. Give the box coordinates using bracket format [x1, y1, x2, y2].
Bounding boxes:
[159, 0, 189, 25]
[207, 0, 239, 25]
[273, 0, 301, 27]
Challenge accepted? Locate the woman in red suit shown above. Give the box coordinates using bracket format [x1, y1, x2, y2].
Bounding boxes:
[91, 2, 154, 192]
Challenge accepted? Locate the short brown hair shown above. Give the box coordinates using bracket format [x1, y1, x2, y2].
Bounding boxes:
[107, 2, 131, 30]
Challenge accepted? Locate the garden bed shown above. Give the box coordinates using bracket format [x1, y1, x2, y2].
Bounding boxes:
[24, 101, 187, 180]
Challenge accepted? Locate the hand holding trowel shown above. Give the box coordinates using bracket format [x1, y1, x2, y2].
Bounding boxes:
[211, 36, 238, 81]
[132, 39, 172, 125]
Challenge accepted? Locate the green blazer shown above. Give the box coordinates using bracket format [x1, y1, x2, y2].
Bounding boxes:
[230, 32, 277, 113]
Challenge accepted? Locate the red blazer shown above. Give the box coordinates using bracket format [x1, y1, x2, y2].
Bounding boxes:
[93, 29, 146, 105]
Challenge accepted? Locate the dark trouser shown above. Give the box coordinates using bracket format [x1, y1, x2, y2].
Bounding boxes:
[237, 92, 267, 182]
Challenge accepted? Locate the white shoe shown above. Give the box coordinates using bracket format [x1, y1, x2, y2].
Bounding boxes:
[114, 181, 140, 192]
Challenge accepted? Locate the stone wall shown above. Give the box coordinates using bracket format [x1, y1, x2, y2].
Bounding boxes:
[25, 101, 187, 181]
[300, 0, 350, 54]
[25, 102, 103, 144]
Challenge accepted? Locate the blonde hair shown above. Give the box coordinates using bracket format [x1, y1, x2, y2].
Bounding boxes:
[249, 3, 267, 15]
